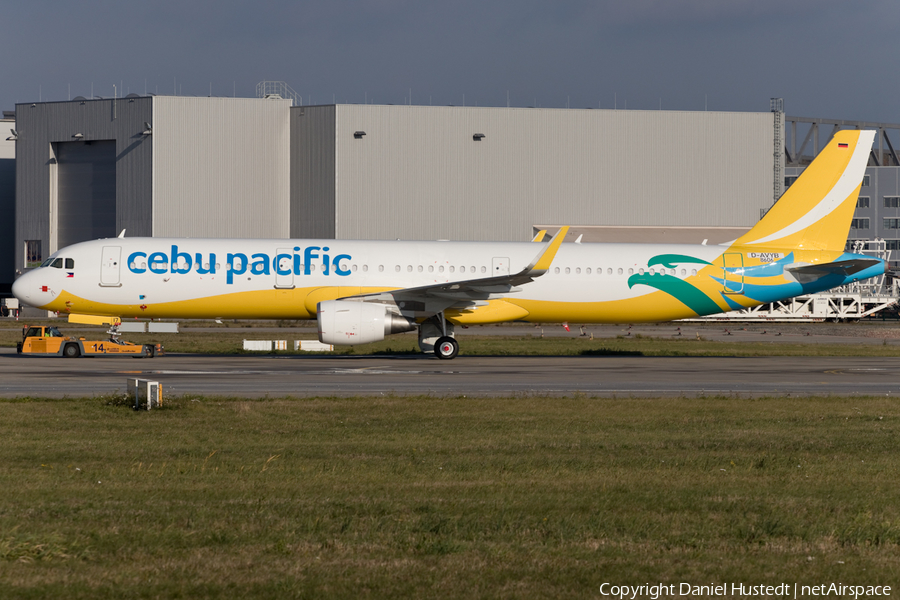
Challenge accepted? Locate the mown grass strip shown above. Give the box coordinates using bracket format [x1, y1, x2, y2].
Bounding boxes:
[0, 394, 898, 598]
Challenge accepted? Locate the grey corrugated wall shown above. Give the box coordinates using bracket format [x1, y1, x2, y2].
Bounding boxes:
[14, 97, 152, 271]
[152, 97, 290, 238]
[0, 120, 15, 293]
[332, 105, 774, 241]
[290, 105, 335, 238]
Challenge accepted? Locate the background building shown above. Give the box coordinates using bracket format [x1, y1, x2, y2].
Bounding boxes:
[5, 94, 794, 297]
[0, 111, 14, 296]
[292, 104, 779, 243]
[782, 116, 900, 268]
[13, 96, 290, 276]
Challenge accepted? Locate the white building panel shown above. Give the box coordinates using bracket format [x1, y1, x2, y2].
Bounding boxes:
[152, 97, 290, 238]
[333, 106, 774, 241]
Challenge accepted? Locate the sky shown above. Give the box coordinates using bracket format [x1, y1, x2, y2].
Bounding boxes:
[2, 0, 899, 122]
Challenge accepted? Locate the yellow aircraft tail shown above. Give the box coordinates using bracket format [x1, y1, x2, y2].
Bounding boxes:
[733, 129, 875, 252]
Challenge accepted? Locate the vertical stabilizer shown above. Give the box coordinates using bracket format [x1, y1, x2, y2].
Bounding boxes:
[734, 129, 875, 251]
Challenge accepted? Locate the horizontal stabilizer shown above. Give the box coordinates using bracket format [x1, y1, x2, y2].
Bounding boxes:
[785, 259, 884, 284]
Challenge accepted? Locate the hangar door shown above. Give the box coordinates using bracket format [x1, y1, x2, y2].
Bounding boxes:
[56, 140, 116, 248]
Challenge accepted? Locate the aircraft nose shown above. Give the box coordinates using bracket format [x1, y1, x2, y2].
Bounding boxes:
[12, 271, 35, 305]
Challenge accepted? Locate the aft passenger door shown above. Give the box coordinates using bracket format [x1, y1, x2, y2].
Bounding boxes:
[721, 253, 743, 294]
[100, 246, 122, 287]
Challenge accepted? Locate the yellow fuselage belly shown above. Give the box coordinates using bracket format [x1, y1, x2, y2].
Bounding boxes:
[46, 284, 756, 325]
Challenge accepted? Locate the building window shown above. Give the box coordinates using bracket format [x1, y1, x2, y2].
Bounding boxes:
[862, 174, 870, 187]
[883, 218, 900, 229]
[784, 176, 798, 188]
[851, 218, 870, 229]
[25, 240, 42, 268]
[886, 240, 900, 250]
[885, 196, 900, 208]
[857, 196, 870, 208]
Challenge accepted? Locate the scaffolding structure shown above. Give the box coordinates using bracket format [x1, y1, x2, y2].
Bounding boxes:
[256, 81, 300, 106]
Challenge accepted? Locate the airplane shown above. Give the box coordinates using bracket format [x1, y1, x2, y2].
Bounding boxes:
[12, 129, 885, 360]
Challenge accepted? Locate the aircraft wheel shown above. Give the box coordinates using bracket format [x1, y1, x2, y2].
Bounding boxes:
[63, 343, 81, 358]
[434, 336, 459, 360]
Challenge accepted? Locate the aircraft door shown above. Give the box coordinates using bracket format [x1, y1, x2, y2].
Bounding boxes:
[492, 257, 510, 277]
[100, 246, 122, 287]
[275, 248, 294, 289]
[722, 253, 744, 294]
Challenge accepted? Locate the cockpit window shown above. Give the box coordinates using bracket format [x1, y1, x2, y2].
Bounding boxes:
[40, 258, 54, 268]
[50, 258, 63, 268]
[65, 258, 75, 269]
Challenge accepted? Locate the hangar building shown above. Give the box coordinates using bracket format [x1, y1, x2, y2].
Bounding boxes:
[8, 95, 783, 295]
[292, 104, 779, 242]
[0, 111, 14, 296]
[13, 96, 290, 275]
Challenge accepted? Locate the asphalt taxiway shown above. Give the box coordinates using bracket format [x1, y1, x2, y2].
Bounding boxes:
[1, 349, 898, 398]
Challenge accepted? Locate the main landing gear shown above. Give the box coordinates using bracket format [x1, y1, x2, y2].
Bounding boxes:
[418, 312, 459, 359]
[434, 336, 459, 360]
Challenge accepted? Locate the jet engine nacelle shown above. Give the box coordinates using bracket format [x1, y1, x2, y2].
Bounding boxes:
[317, 300, 416, 345]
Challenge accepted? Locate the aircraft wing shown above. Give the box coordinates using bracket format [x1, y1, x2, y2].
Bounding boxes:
[341, 227, 569, 313]
[785, 259, 884, 284]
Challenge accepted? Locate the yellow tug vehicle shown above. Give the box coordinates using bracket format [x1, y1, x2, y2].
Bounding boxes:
[17, 325, 163, 358]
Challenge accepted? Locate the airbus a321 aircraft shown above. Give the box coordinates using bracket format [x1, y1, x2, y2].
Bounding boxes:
[13, 129, 885, 359]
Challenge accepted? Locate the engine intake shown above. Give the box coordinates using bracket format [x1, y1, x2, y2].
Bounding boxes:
[317, 300, 416, 345]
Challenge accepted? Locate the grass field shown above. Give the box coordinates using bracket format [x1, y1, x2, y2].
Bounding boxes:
[1, 394, 899, 598]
